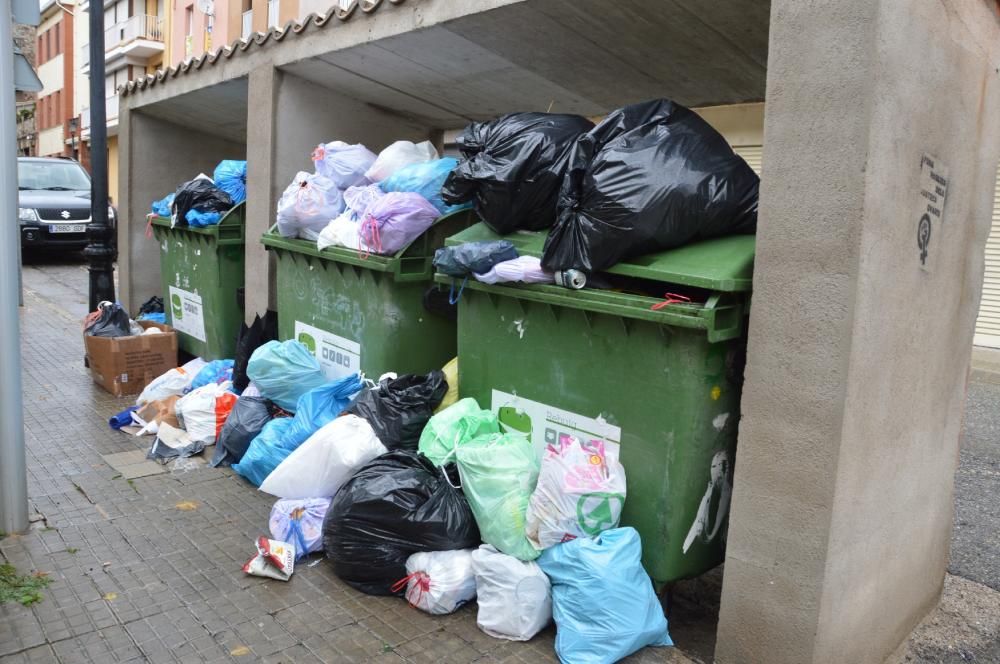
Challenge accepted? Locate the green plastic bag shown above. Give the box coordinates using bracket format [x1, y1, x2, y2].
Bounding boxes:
[418, 398, 500, 466]
[456, 432, 540, 561]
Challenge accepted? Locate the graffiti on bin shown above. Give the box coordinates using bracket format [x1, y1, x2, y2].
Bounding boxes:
[682, 450, 731, 554]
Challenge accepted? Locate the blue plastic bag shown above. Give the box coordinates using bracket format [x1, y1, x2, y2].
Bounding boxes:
[109, 405, 138, 430]
[186, 208, 223, 227]
[151, 193, 175, 217]
[232, 417, 296, 487]
[189, 359, 235, 391]
[274, 372, 363, 454]
[246, 340, 327, 411]
[213, 160, 248, 205]
[136, 312, 166, 324]
[538, 527, 672, 663]
[379, 158, 471, 215]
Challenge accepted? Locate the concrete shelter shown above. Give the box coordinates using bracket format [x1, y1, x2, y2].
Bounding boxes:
[116, 0, 1000, 662]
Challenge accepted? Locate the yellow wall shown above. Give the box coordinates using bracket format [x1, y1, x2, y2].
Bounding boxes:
[693, 102, 765, 147]
[108, 136, 119, 206]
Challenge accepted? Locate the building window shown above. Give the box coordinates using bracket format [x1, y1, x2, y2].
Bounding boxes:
[54, 22, 60, 55]
[186, 6, 194, 35]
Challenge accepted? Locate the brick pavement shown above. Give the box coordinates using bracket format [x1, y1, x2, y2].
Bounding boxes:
[0, 286, 698, 664]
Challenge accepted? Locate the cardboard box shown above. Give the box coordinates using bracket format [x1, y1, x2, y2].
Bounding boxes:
[84, 321, 179, 397]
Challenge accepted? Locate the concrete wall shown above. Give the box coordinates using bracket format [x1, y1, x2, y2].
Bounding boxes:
[118, 108, 245, 313]
[241, 67, 436, 320]
[715, 1, 1000, 663]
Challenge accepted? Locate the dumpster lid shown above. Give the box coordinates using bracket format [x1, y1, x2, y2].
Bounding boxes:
[444, 223, 755, 292]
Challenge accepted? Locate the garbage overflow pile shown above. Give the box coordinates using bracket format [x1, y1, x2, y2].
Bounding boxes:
[274, 138, 473, 254]
[108, 339, 672, 661]
[149, 159, 247, 228]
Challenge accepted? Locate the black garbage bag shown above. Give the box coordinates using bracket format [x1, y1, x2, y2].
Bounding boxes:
[137, 296, 164, 316]
[322, 450, 481, 595]
[541, 99, 759, 275]
[232, 312, 278, 392]
[433, 241, 519, 277]
[211, 396, 275, 467]
[342, 371, 447, 450]
[171, 177, 233, 227]
[85, 302, 133, 338]
[441, 113, 595, 234]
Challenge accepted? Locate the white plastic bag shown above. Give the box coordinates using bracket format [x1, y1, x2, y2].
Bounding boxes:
[525, 437, 626, 549]
[312, 141, 376, 189]
[175, 381, 237, 444]
[269, 498, 331, 560]
[136, 366, 194, 406]
[470, 544, 552, 641]
[474, 256, 555, 285]
[365, 140, 439, 183]
[343, 184, 384, 219]
[259, 415, 387, 499]
[276, 171, 344, 240]
[397, 549, 477, 615]
[316, 213, 363, 252]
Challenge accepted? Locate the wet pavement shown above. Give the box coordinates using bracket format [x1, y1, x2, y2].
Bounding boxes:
[1, 253, 997, 663]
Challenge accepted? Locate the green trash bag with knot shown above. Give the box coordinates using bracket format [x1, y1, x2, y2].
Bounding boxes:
[418, 398, 500, 467]
[456, 432, 540, 561]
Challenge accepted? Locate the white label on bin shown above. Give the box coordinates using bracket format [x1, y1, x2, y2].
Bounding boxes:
[168, 286, 206, 342]
[490, 390, 621, 460]
[294, 321, 360, 381]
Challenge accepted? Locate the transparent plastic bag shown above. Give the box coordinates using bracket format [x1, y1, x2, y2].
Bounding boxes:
[312, 141, 376, 190]
[396, 549, 477, 615]
[276, 171, 344, 240]
[365, 140, 438, 183]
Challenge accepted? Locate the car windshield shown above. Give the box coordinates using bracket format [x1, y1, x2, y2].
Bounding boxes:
[18, 161, 91, 191]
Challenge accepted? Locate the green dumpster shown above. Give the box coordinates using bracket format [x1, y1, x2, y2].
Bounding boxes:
[437, 223, 753, 585]
[261, 209, 476, 380]
[150, 203, 246, 360]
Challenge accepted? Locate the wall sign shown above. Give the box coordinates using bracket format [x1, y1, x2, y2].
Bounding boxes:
[916, 154, 949, 271]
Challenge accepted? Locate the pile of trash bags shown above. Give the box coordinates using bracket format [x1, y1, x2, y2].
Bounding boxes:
[147, 159, 247, 228]
[441, 98, 760, 282]
[275, 138, 470, 256]
[112, 339, 672, 660]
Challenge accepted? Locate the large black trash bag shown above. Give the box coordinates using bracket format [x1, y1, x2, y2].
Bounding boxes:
[85, 302, 133, 338]
[541, 99, 759, 274]
[232, 312, 278, 392]
[441, 113, 595, 234]
[322, 450, 480, 595]
[342, 371, 447, 450]
[211, 396, 275, 467]
[171, 177, 233, 226]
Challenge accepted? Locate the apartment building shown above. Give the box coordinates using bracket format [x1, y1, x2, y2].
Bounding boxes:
[79, 0, 167, 202]
[35, 0, 77, 158]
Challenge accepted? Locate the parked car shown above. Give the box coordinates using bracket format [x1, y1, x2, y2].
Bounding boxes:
[17, 157, 117, 252]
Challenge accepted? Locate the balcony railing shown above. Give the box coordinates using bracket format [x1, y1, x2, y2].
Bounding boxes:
[242, 10, 253, 39]
[80, 94, 120, 131]
[267, 0, 280, 28]
[105, 14, 165, 50]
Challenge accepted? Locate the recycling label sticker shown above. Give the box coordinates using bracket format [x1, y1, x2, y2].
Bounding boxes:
[490, 390, 621, 460]
[294, 321, 360, 380]
[168, 286, 206, 342]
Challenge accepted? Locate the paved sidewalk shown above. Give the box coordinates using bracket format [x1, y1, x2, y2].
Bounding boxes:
[0, 268, 697, 664]
[3, 259, 999, 664]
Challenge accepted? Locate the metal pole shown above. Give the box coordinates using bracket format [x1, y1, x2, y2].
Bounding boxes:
[86, 0, 116, 311]
[0, 0, 30, 534]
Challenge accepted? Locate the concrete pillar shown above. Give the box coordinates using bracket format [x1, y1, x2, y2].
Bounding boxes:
[244, 64, 279, 321]
[241, 68, 437, 321]
[118, 104, 246, 314]
[715, 2, 1000, 663]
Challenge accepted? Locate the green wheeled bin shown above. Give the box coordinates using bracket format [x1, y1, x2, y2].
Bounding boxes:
[150, 203, 246, 360]
[437, 223, 754, 586]
[260, 209, 477, 380]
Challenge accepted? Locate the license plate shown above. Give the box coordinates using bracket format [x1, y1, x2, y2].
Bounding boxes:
[48, 224, 87, 233]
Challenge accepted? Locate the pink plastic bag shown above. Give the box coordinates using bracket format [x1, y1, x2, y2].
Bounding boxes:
[359, 192, 439, 255]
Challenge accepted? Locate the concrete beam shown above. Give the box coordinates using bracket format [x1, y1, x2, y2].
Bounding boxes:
[715, 1, 1000, 663]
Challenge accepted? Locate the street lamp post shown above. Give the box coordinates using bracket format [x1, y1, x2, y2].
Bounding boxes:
[85, 0, 115, 312]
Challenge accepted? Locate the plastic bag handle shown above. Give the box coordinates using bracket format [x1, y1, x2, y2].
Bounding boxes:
[440, 465, 462, 490]
[448, 276, 468, 305]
